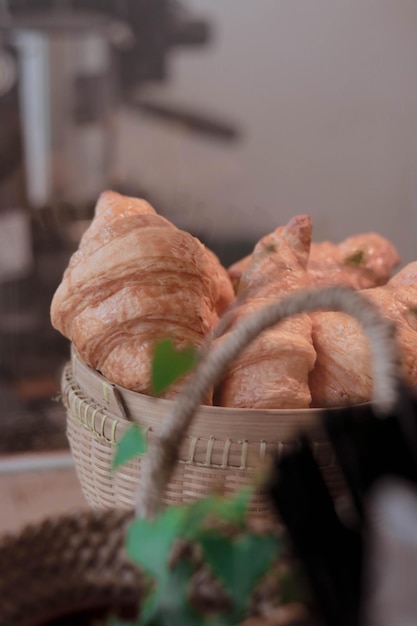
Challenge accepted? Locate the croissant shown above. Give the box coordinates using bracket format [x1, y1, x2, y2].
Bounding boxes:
[309, 260, 417, 407]
[229, 230, 399, 294]
[308, 232, 400, 289]
[227, 254, 250, 293]
[365, 262, 417, 387]
[51, 190, 234, 398]
[308, 310, 373, 407]
[215, 215, 316, 409]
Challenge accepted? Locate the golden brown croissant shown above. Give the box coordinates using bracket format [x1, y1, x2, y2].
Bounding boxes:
[308, 232, 400, 289]
[365, 262, 417, 388]
[309, 260, 417, 407]
[51, 190, 234, 398]
[203, 245, 235, 316]
[308, 311, 373, 407]
[215, 215, 316, 409]
[227, 254, 250, 293]
[229, 229, 399, 294]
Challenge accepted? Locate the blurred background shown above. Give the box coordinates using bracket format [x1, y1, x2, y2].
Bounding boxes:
[0, 0, 417, 521]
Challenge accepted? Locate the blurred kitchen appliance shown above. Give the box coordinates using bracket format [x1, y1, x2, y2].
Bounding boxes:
[0, 45, 21, 186]
[3, 0, 211, 92]
[0, 1, 240, 387]
[3, 10, 129, 209]
[0, 1, 217, 211]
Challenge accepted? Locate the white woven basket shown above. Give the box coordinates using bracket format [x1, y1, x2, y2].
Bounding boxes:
[62, 287, 399, 519]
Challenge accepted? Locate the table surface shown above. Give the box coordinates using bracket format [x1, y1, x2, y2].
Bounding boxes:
[0, 452, 88, 535]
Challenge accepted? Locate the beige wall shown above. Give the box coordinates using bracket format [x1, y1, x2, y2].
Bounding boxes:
[120, 0, 417, 264]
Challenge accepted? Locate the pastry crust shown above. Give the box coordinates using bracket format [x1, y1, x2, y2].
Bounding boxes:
[51, 191, 234, 398]
[229, 230, 399, 294]
[51, 194, 407, 408]
[309, 260, 417, 407]
[308, 232, 400, 289]
[216, 215, 316, 410]
[309, 311, 373, 407]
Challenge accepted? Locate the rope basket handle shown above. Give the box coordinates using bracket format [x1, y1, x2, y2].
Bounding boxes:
[136, 286, 402, 519]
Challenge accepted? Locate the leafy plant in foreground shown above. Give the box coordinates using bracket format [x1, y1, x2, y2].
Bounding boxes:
[110, 339, 296, 625]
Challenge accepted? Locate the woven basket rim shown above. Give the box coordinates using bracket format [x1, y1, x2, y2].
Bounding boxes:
[70, 345, 326, 415]
[66, 349, 335, 448]
[70, 347, 371, 417]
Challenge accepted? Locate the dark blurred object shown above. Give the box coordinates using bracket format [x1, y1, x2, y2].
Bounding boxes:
[133, 96, 241, 142]
[110, 0, 211, 91]
[0, 381, 68, 453]
[323, 385, 417, 521]
[0, 46, 21, 184]
[267, 384, 417, 626]
[0, 41, 26, 233]
[0, 1, 230, 210]
[2, 10, 125, 209]
[268, 436, 362, 626]
[2, 0, 211, 93]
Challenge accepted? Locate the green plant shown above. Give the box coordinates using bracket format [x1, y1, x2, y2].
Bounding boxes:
[343, 250, 364, 266]
[110, 339, 303, 626]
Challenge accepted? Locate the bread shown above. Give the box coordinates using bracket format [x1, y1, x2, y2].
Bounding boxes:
[308, 232, 400, 289]
[309, 260, 417, 407]
[51, 191, 234, 398]
[215, 215, 316, 409]
[51, 193, 407, 409]
[230, 232, 400, 294]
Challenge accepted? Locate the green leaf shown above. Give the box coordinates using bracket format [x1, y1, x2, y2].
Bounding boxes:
[199, 531, 283, 621]
[126, 506, 187, 578]
[152, 339, 198, 396]
[140, 560, 205, 626]
[181, 488, 252, 540]
[343, 250, 364, 266]
[127, 489, 252, 576]
[213, 487, 252, 527]
[112, 424, 147, 471]
[124, 491, 275, 626]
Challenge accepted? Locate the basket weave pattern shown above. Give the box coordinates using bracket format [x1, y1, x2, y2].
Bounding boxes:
[63, 351, 339, 514]
[0, 287, 400, 624]
[63, 286, 400, 517]
[0, 509, 140, 626]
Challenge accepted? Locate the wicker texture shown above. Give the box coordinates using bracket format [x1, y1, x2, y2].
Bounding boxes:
[0, 509, 140, 626]
[0, 287, 401, 625]
[63, 286, 400, 516]
[64, 352, 339, 515]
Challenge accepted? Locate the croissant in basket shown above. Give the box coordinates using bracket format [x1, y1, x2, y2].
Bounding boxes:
[309, 261, 417, 407]
[52, 188, 408, 411]
[226, 222, 402, 409]
[307, 232, 400, 289]
[215, 215, 317, 410]
[51, 190, 234, 399]
[228, 230, 400, 293]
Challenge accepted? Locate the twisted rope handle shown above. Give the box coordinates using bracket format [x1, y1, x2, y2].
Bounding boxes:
[136, 286, 402, 519]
